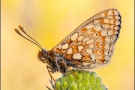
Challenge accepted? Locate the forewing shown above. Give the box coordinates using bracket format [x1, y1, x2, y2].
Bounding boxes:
[52, 9, 121, 69]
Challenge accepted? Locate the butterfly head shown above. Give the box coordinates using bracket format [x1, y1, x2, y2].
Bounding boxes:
[38, 49, 48, 63]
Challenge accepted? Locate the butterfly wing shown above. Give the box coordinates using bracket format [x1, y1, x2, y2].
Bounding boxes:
[52, 9, 121, 69]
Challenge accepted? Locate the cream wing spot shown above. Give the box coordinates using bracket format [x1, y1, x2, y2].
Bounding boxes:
[61, 43, 69, 49]
[115, 20, 120, 25]
[108, 30, 114, 36]
[105, 37, 111, 42]
[83, 37, 90, 42]
[109, 51, 113, 55]
[115, 16, 120, 19]
[78, 35, 84, 41]
[86, 39, 94, 44]
[107, 10, 113, 15]
[104, 50, 113, 55]
[110, 43, 114, 50]
[94, 20, 100, 23]
[104, 19, 110, 23]
[67, 48, 73, 54]
[105, 56, 110, 60]
[105, 43, 111, 49]
[101, 30, 108, 36]
[114, 10, 119, 15]
[104, 24, 110, 29]
[90, 55, 96, 61]
[107, 16, 113, 19]
[100, 13, 105, 17]
[104, 50, 110, 55]
[78, 45, 84, 52]
[86, 48, 93, 54]
[89, 44, 94, 48]
[83, 62, 90, 66]
[71, 33, 78, 41]
[104, 60, 109, 64]
[111, 36, 117, 42]
[73, 53, 82, 60]
[57, 44, 62, 49]
[115, 26, 119, 30]
[110, 19, 115, 24]
[90, 64, 98, 68]
[94, 25, 103, 31]
[85, 23, 95, 29]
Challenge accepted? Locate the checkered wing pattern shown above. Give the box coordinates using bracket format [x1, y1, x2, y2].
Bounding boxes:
[52, 9, 121, 69]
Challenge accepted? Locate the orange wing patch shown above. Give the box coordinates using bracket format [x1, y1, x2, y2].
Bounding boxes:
[55, 48, 65, 54]
[81, 28, 87, 32]
[71, 46, 78, 54]
[97, 55, 105, 63]
[95, 42, 105, 48]
[82, 55, 91, 62]
[93, 49, 104, 55]
[65, 54, 72, 60]
[66, 38, 72, 44]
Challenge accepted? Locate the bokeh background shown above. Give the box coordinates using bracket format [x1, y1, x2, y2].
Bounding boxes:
[2, 0, 134, 90]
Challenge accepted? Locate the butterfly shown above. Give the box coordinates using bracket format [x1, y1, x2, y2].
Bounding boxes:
[15, 8, 121, 81]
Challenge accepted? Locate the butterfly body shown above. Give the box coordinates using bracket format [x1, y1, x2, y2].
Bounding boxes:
[15, 9, 121, 74]
[38, 49, 73, 73]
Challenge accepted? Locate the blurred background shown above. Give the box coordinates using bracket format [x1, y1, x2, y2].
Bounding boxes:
[2, 0, 134, 90]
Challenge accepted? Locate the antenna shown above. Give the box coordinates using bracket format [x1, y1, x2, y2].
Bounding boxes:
[14, 25, 43, 49]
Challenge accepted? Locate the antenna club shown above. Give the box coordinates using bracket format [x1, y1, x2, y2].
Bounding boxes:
[19, 25, 23, 29]
[14, 28, 17, 32]
[14, 29, 20, 34]
[14, 25, 43, 49]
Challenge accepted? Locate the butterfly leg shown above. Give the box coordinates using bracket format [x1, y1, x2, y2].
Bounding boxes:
[46, 86, 53, 90]
[60, 61, 79, 79]
[46, 66, 55, 83]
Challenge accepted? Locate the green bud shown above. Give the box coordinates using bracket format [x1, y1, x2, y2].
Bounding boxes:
[48, 70, 107, 90]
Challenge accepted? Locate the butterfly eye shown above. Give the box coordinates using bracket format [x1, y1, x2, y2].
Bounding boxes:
[38, 50, 46, 63]
[41, 49, 49, 59]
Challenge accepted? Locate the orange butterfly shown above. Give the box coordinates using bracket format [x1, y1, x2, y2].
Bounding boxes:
[15, 9, 121, 81]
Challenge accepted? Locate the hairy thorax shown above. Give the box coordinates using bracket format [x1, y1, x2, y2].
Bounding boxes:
[38, 49, 70, 73]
